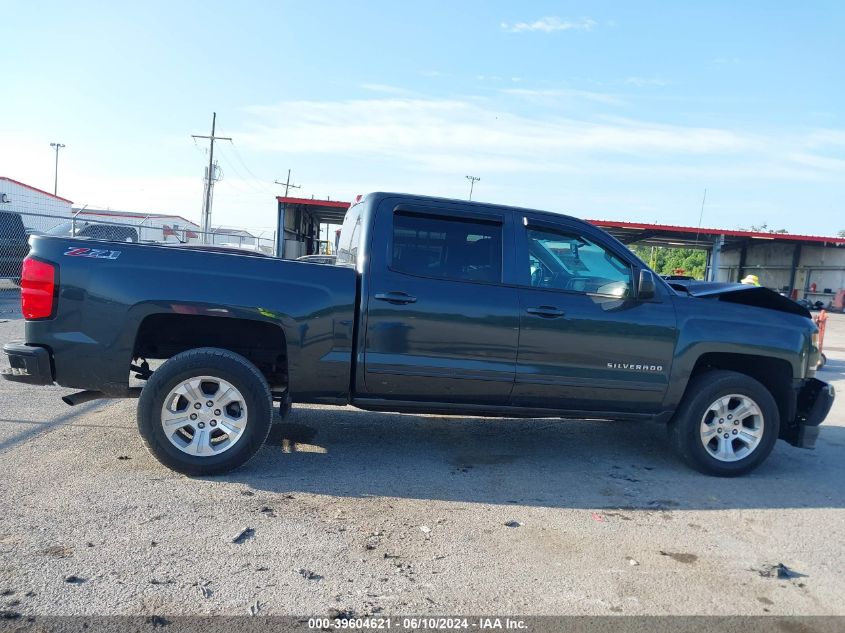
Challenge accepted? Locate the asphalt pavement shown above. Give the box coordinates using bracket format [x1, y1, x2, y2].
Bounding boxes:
[0, 297, 843, 617]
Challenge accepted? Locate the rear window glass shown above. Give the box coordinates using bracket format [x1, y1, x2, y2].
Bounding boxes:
[391, 212, 502, 283]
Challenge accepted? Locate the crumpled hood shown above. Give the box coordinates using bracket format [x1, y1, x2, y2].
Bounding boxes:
[668, 280, 811, 318]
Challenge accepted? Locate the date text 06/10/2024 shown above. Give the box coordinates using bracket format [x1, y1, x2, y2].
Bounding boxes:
[307, 617, 528, 630]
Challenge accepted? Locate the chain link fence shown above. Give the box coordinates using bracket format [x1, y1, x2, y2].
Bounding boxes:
[0, 209, 277, 300]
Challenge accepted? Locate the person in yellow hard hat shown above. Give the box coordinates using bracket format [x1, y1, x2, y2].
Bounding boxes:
[741, 274, 760, 286]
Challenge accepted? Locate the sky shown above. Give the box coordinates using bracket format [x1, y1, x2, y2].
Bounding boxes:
[1, 0, 843, 236]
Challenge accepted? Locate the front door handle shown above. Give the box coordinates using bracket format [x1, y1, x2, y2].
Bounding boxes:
[525, 305, 565, 318]
[374, 291, 418, 305]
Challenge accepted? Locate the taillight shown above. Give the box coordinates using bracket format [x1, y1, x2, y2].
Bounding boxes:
[21, 258, 57, 320]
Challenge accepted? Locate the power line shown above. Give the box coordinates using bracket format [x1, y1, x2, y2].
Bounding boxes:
[216, 145, 273, 196]
[205, 124, 278, 197]
[229, 142, 273, 191]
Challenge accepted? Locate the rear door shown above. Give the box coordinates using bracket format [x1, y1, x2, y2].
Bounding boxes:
[362, 199, 520, 404]
[511, 213, 678, 414]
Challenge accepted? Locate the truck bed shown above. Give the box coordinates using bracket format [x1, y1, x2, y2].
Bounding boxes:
[21, 236, 358, 401]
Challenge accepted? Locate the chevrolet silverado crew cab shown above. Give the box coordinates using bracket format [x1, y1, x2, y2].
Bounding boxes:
[2, 192, 834, 476]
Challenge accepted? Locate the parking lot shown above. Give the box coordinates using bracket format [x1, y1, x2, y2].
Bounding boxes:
[0, 298, 844, 617]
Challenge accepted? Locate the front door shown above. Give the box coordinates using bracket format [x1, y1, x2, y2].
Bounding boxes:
[362, 200, 520, 404]
[512, 215, 678, 414]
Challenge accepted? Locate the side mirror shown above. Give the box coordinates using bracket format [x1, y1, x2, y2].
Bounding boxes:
[638, 269, 657, 301]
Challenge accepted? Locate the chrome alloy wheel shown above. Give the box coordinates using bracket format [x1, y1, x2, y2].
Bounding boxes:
[160, 376, 248, 457]
[699, 394, 764, 462]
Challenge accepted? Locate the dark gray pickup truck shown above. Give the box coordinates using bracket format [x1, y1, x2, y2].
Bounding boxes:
[2, 192, 834, 476]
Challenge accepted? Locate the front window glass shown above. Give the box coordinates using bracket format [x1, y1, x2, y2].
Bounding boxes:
[526, 227, 632, 297]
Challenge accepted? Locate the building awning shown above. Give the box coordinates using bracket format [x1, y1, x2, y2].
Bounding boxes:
[275, 196, 845, 251]
[276, 196, 350, 225]
[588, 219, 845, 250]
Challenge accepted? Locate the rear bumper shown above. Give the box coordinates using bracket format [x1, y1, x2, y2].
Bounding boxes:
[1, 341, 54, 386]
[792, 378, 835, 449]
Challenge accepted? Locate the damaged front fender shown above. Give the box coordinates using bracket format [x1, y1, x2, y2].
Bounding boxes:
[668, 281, 811, 318]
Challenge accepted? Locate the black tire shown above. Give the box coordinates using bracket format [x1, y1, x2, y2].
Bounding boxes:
[138, 347, 273, 476]
[668, 370, 779, 477]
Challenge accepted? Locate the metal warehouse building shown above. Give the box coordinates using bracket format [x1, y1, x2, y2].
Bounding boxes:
[273, 196, 845, 304]
[594, 220, 845, 303]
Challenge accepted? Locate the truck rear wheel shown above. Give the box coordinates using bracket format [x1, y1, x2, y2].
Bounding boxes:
[669, 370, 779, 476]
[138, 347, 273, 476]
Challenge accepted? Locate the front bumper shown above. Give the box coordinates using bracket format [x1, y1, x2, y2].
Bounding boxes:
[792, 378, 835, 449]
[1, 341, 54, 386]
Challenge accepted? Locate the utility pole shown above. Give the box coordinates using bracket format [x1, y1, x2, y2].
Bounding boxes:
[50, 142, 66, 195]
[192, 113, 231, 243]
[275, 169, 301, 197]
[465, 175, 480, 201]
[274, 170, 301, 258]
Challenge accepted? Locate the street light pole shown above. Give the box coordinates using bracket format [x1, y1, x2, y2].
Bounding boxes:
[50, 143, 66, 195]
[465, 175, 480, 201]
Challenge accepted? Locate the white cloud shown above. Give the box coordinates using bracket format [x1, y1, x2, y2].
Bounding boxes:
[785, 152, 845, 174]
[238, 97, 752, 169]
[360, 83, 413, 95]
[502, 87, 625, 106]
[234, 96, 845, 187]
[624, 77, 670, 87]
[803, 129, 845, 148]
[6, 95, 842, 234]
[501, 16, 596, 33]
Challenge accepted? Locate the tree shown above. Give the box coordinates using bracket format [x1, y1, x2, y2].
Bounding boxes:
[838, 229, 845, 238]
[630, 245, 707, 279]
[740, 223, 789, 234]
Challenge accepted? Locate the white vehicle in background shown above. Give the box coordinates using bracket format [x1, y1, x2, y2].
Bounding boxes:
[216, 242, 274, 255]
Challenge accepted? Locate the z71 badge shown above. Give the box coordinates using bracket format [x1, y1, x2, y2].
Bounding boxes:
[63, 247, 121, 260]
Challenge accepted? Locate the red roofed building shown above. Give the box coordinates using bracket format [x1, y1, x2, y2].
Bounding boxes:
[0, 176, 73, 232]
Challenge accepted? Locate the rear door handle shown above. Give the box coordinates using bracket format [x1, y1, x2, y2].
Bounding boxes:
[374, 291, 418, 305]
[525, 305, 565, 318]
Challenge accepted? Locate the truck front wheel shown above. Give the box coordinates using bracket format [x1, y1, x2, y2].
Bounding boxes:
[138, 348, 273, 476]
[669, 370, 779, 476]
